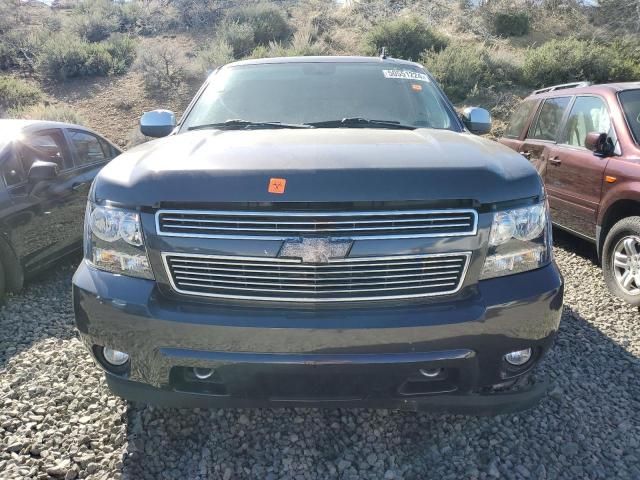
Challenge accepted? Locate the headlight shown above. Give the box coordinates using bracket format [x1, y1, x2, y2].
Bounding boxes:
[85, 203, 154, 279]
[481, 201, 551, 280]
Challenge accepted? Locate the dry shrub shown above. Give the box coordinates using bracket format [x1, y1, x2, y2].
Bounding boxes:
[0, 76, 43, 114]
[135, 40, 196, 93]
[8, 104, 85, 124]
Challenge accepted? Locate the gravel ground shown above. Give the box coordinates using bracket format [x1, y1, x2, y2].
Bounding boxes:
[1, 234, 639, 480]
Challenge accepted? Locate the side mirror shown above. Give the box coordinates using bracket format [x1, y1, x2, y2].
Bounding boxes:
[461, 107, 492, 135]
[28, 160, 59, 182]
[585, 132, 614, 157]
[140, 110, 176, 138]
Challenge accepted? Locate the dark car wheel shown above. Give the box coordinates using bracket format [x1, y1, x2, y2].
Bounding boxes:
[602, 216, 640, 306]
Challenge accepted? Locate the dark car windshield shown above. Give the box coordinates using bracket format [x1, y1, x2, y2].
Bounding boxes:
[181, 62, 459, 131]
[619, 89, 640, 144]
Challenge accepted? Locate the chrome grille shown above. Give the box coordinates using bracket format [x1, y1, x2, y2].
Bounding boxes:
[162, 252, 471, 302]
[156, 209, 478, 240]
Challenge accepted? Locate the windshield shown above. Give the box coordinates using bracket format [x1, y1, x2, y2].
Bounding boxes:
[619, 89, 640, 144]
[181, 62, 459, 131]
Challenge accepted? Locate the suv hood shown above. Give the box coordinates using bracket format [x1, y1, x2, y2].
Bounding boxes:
[94, 129, 542, 207]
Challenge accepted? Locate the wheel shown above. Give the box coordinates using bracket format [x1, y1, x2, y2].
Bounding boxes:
[602, 216, 640, 306]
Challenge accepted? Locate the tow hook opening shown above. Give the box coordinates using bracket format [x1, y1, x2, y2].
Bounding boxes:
[398, 368, 458, 396]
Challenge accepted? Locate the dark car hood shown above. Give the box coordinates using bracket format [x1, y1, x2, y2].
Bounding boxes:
[94, 128, 542, 207]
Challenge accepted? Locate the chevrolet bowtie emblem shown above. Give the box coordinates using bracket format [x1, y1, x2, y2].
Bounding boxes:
[278, 238, 353, 264]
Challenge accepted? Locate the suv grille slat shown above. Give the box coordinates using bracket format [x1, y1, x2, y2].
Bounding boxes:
[156, 209, 478, 240]
[163, 252, 471, 302]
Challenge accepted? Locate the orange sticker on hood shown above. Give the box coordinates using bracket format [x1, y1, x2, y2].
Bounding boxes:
[268, 178, 286, 194]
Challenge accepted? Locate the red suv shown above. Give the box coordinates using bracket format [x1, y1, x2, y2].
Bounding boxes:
[499, 82, 640, 305]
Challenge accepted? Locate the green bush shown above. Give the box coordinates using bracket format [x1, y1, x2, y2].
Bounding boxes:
[608, 37, 640, 80]
[71, 10, 119, 42]
[522, 38, 638, 88]
[423, 42, 518, 102]
[250, 26, 327, 59]
[0, 29, 49, 72]
[70, 0, 119, 42]
[0, 76, 43, 112]
[36, 33, 136, 81]
[42, 13, 63, 33]
[8, 104, 85, 124]
[104, 34, 137, 74]
[493, 12, 530, 37]
[220, 22, 257, 58]
[365, 17, 447, 60]
[227, 3, 293, 45]
[198, 40, 235, 73]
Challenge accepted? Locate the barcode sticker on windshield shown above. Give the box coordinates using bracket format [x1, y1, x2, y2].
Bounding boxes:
[383, 70, 430, 82]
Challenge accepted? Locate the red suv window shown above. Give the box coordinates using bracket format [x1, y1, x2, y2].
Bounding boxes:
[505, 99, 537, 139]
[619, 89, 640, 144]
[528, 97, 571, 141]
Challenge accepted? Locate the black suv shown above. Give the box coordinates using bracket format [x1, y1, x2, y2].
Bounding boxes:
[73, 56, 563, 414]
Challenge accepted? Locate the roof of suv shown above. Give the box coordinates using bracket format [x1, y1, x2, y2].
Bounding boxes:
[225, 55, 424, 69]
[528, 81, 640, 100]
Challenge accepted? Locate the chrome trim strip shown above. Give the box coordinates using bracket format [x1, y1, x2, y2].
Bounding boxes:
[155, 209, 478, 240]
[170, 265, 460, 275]
[166, 252, 466, 265]
[170, 269, 462, 280]
[160, 215, 472, 224]
[161, 252, 472, 302]
[157, 223, 472, 232]
[173, 275, 460, 288]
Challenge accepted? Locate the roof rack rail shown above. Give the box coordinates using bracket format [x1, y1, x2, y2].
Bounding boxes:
[532, 81, 591, 95]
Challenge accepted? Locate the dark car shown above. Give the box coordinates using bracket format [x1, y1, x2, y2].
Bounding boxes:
[73, 56, 563, 414]
[0, 119, 121, 299]
[499, 82, 640, 305]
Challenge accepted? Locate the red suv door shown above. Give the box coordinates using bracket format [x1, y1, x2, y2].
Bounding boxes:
[544, 95, 614, 239]
[522, 97, 572, 179]
[498, 98, 539, 162]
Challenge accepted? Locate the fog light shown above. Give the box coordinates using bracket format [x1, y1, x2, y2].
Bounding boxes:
[419, 368, 442, 378]
[504, 348, 532, 366]
[103, 347, 129, 366]
[193, 368, 214, 380]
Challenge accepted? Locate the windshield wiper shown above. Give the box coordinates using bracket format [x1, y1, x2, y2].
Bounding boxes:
[306, 118, 416, 130]
[188, 120, 313, 131]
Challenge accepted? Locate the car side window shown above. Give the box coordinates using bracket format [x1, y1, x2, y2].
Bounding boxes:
[528, 97, 571, 141]
[1, 148, 26, 187]
[505, 100, 536, 138]
[561, 96, 613, 148]
[100, 139, 121, 160]
[68, 130, 108, 167]
[18, 130, 71, 174]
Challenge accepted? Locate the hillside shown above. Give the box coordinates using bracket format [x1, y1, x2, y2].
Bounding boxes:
[0, 0, 639, 145]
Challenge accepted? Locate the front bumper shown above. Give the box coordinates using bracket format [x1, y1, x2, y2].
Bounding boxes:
[73, 261, 563, 414]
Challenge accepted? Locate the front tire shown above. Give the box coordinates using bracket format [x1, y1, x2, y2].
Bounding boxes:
[602, 216, 640, 306]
